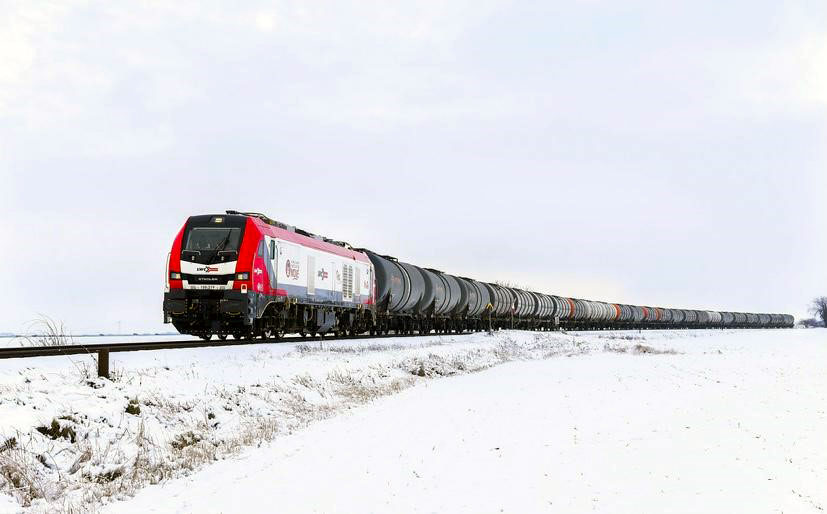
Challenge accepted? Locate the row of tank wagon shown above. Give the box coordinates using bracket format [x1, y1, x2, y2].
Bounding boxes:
[365, 251, 794, 331]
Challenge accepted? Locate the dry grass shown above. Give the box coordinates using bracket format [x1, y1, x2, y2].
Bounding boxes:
[603, 342, 680, 355]
[631, 343, 679, 355]
[294, 340, 448, 355]
[21, 317, 73, 348]
[21, 317, 100, 384]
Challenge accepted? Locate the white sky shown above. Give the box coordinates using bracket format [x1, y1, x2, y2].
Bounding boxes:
[1, 1, 825, 333]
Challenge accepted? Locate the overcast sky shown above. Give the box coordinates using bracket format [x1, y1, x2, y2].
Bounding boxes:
[1, 1, 825, 333]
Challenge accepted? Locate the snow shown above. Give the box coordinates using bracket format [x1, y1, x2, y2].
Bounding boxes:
[0, 329, 825, 513]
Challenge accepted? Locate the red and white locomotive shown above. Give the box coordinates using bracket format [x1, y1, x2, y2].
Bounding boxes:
[163, 211, 794, 339]
[164, 211, 375, 339]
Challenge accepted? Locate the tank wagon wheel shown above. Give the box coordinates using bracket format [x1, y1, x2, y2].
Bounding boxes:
[217, 334, 228, 341]
[263, 328, 284, 341]
[200, 333, 212, 341]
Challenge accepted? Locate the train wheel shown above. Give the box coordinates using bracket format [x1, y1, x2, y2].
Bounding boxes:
[217, 334, 228, 341]
[200, 333, 212, 341]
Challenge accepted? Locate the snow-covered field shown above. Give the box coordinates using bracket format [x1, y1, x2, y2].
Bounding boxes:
[0, 329, 824, 513]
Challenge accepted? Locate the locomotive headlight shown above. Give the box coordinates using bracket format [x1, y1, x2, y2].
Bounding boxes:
[236, 272, 249, 280]
[169, 271, 182, 280]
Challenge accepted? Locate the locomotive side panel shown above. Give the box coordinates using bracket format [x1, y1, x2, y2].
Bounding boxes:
[272, 238, 372, 306]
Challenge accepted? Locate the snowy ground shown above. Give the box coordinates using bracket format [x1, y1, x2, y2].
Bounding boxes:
[0, 329, 825, 513]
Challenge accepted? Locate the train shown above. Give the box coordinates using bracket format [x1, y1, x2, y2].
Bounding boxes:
[162, 211, 795, 340]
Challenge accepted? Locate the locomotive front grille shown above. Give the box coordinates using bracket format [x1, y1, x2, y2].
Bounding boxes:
[182, 273, 235, 285]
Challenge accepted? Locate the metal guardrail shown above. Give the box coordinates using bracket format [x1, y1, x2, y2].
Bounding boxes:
[0, 337, 317, 378]
[0, 332, 447, 378]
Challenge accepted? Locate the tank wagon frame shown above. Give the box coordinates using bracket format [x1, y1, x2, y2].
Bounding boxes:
[163, 212, 794, 340]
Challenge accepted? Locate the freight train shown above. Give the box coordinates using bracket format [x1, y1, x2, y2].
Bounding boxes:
[163, 211, 794, 340]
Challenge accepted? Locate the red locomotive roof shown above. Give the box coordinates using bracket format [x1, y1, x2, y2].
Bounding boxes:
[249, 217, 371, 263]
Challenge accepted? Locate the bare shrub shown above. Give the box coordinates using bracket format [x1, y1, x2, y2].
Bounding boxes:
[170, 431, 202, 450]
[21, 317, 101, 383]
[603, 343, 629, 353]
[22, 316, 73, 347]
[0, 439, 48, 506]
[295, 341, 446, 356]
[125, 399, 141, 416]
[603, 342, 679, 355]
[291, 373, 316, 389]
[631, 344, 679, 355]
[0, 437, 16, 453]
[596, 333, 646, 342]
[36, 419, 77, 443]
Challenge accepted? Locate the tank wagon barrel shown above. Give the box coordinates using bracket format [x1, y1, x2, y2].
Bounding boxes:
[162, 211, 795, 339]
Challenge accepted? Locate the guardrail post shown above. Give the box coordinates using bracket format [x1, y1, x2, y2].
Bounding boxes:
[97, 349, 109, 378]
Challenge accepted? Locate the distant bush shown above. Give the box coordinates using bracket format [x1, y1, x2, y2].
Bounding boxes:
[810, 297, 827, 327]
[798, 318, 824, 328]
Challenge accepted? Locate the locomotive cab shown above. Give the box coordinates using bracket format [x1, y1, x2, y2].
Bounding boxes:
[164, 214, 260, 339]
[178, 214, 245, 279]
[163, 210, 384, 340]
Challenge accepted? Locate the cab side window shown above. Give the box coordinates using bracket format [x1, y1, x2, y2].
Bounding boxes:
[260, 239, 276, 287]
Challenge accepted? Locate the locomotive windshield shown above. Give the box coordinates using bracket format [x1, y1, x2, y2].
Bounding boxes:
[185, 228, 241, 252]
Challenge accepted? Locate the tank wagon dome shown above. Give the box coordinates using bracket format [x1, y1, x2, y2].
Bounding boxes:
[397, 261, 425, 313]
[365, 252, 410, 312]
[459, 278, 490, 317]
[535, 293, 554, 319]
[484, 283, 511, 316]
[453, 277, 471, 315]
[416, 266, 438, 314]
[427, 270, 462, 315]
